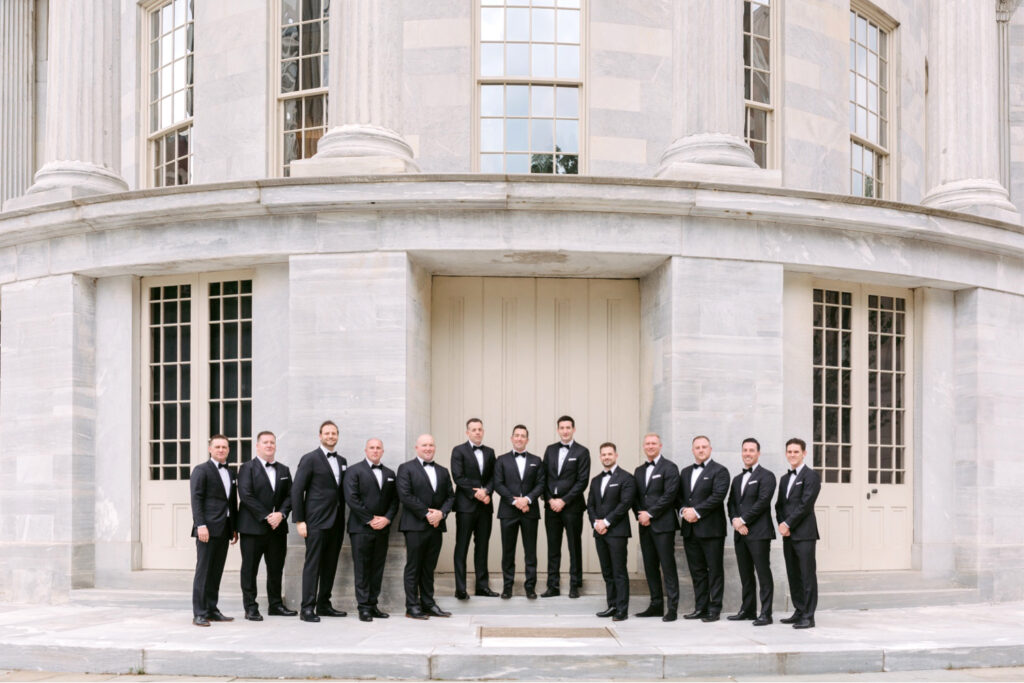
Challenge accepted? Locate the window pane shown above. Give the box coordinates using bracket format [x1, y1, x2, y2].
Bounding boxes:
[556, 86, 578, 118]
[533, 8, 555, 42]
[506, 118, 529, 151]
[556, 44, 579, 79]
[481, 7, 504, 40]
[507, 153, 530, 173]
[507, 43, 529, 76]
[480, 153, 504, 172]
[506, 7, 530, 41]
[555, 119, 578, 153]
[557, 9, 580, 43]
[507, 84, 529, 116]
[481, 44, 504, 77]
[481, 119, 503, 152]
[532, 44, 555, 78]
[532, 85, 554, 117]
[481, 85, 504, 117]
[532, 118, 554, 152]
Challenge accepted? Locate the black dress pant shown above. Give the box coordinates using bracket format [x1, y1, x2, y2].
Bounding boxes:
[682, 535, 725, 615]
[350, 531, 390, 610]
[499, 516, 538, 592]
[544, 506, 584, 590]
[403, 528, 443, 611]
[192, 532, 230, 618]
[453, 509, 493, 593]
[783, 538, 817, 619]
[638, 527, 679, 611]
[594, 534, 629, 614]
[240, 531, 287, 612]
[301, 522, 344, 611]
[735, 536, 773, 617]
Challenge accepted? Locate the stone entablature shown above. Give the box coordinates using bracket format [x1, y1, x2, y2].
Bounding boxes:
[0, 176, 1022, 293]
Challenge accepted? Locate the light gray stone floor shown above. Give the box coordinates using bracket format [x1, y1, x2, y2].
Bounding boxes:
[0, 591, 1021, 680]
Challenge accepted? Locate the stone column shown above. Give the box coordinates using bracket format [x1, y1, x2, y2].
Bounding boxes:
[1, 0, 35, 207]
[283, 252, 430, 607]
[291, 0, 418, 176]
[922, 0, 1019, 222]
[0, 275, 97, 603]
[656, 0, 765, 183]
[4, 0, 127, 212]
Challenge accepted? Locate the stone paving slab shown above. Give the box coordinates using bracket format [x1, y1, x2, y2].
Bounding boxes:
[0, 592, 1021, 680]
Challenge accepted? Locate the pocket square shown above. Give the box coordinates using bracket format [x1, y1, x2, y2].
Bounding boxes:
[651, 474, 662, 479]
[568, 458, 577, 461]
[609, 483, 619, 488]
[747, 480, 757, 486]
[387, 477, 395, 481]
[341, 465, 347, 470]
[795, 481, 803, 486]
[279, 476, 290, 480]
[529, 463, 538, 467]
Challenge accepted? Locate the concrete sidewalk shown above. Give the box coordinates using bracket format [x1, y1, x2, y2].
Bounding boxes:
[0, 590, 1022, 680]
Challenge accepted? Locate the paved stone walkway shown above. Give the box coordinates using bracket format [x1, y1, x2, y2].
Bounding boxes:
[0, 590, 1021, 680]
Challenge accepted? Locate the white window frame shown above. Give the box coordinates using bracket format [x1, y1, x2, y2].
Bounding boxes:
[473, 0, 587, 174]
[743, 0, 780, 170]
[270, 0, 330, 177]
[849, 2, 899, 200]
[140, 270, 254, 480]
[142, 0, 195, 189]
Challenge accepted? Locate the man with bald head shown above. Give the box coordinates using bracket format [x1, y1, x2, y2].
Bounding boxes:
[396, 434, 456, 619]
[343, 438, 399, 621]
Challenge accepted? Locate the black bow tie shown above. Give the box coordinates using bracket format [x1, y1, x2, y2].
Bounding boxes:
[742, 467, 752, 474]
[644, 460, 655, 467]
[789, 469, 797, 475]
[472, 445, 483, 451]
[422, 461, 435, 467]
[694, 462, 705, 469]
[217, 462, 228, 470]
[371, 464, 383, 470]
[515, 453, 526, 458]
[265, 461, 276, 469]
[602, 470, 612, 477]
[326, 452, 338, 459]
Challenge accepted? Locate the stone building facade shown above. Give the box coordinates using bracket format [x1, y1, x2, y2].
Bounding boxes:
[1, 0, 1023, 607]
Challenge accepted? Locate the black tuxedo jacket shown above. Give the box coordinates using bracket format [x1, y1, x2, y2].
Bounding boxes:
[632, 456, 681, 533]
[190, 459, 238, 537]
[542, 441, 591, 511]
[678, 459, 729, 539]
[291, 448, 347, 530]
[727, 464, 777, 541]
[343, 460, 399, 534]
[396, 459, 455, 532]
[493, 451, 545, 520]
[236, 458, 292, 536]
[450, 441, 496, 513]
[775, 465, 821, 540]
[586, 467, 635, 538]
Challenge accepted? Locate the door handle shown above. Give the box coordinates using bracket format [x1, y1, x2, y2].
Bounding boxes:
[866, 488, 878, 499]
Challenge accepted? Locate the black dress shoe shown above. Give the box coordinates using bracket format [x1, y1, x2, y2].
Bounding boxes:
[612, 612, 628, 621]
[540, 588, 560, 598]
[753, 615, 773, 626]
[268, 605, 298, 617]
[596, 607, 616, 617]
[501, 591, 512, 600]
[244, 610, 263, 622]
[683, 610, 707, 620]
[701, 613, 720, 622]
[208, 611, 234, 622]
[526, 590, 538, 600]
[635, 604, 663, 617]
[317, 605, 347, 617]
[476, 588, 499, 597]
[727, 612, 755, 621]
[568, 587, 580, 599]
[300, 610, 320, 623]
[455, 590, 470, 600]
[424, 604, 452, 618]
[793, 618, 815, 629]
[358, 611, 373, 622]
[662, 611, 677, 622]
[780, 613, 803, 624]
[192, 616, 210, 627]
[405, 607, 429, 620]
[370, 607, 390, 619]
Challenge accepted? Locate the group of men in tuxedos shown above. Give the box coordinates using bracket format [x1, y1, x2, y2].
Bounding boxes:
[190, 418, 821, 630]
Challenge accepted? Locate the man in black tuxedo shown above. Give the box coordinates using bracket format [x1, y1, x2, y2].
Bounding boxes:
[587, 442, 635, 622]
[776, 437, 821, 629]
[678, 434, 730, 622]
[344, 437, 399, 621]
[541, 415, 590, 599]
[727, 437, 776, 626]
[237, 430, 296, 620]
[450, 418, 498, 600]
[190, 434, 238, 626]
[632, 433, 680, 621]
[397, 433, 456, 619]
[493, 424, 545, 599]
[291, 420, 348, 622]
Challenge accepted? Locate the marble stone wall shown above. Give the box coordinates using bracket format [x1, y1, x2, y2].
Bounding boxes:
[954, 287, 1024, 601]
[0, 275, 96, 603]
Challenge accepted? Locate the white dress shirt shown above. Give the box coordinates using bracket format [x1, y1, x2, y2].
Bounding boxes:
[419, 457, 438, 491]
[321, 445, 341, 484]
[257, 455, 276, 491]
[367, 458, 383, 488]
[469, 441, 485, 473]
